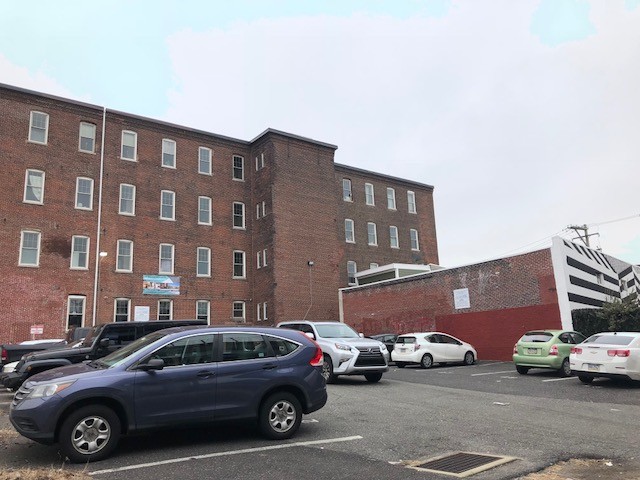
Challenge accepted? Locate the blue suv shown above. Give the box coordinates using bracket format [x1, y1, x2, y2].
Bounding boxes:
[10, 326, 327, 463]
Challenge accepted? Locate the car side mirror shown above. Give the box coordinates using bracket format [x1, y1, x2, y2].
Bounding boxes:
[304, 332, 316, 340]
[359, 333, 364, 338]
[137, 358, 165, 371]
[99, 338, 110, 348]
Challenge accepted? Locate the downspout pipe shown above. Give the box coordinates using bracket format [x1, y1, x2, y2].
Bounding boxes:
[92, 107, 107, 326]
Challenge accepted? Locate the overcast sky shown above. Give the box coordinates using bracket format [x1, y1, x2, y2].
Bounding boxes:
[2, 0, 639, 267]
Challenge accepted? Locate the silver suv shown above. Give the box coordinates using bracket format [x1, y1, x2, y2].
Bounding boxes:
[277, 321, 389, 383]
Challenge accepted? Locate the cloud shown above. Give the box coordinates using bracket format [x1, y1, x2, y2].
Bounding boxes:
[0, 54, 81, 100]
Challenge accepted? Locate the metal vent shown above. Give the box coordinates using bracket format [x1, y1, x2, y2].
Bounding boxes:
[406, 452, 517, 478]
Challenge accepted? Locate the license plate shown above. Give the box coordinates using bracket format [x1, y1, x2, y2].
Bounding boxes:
[587, 364, 600, 372]
[526, 348, 538, 355]
[399, 348, 406, 353]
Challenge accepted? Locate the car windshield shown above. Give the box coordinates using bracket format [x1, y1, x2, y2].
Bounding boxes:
[315, 324, 360, 339]
[80, 325, 104, 348]
[98, 331, 170, 368]
[521, 332, 554, 343]
[583, 334, 635, 346]
[395, 336, 416, 344]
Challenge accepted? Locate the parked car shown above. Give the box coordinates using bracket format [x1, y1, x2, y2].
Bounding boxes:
[368, 334, 398, 355]
[570, 331, 640, 384]
[513, 330, 586, 377]
[277, 321, 389, 383]
[10, 326, 327, 463]
[391, 332, 477, 368]
[1, 339, 66, 366]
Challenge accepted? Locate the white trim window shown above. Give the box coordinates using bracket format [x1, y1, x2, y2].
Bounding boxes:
[255, 153, 265, 171]
[256, 201, 266, 219]
[114, 298, 131, 322]
[370, 262, 379, 269]
[347, 261, 357, 286]
[410, 229, 420, 251]
[367, 222, 378, 246]
[387, 187, 396, 210]
[345, 219, 355, 243]
[159, 243, 175, 274]
[196, 300, 210, 323]
[343, 178, 353, 202]
[158, 299, 173, 320]
[70, 235, 90, 269]
[262, 248, 267, 267]
[29, 111, 49, 144]
[257, 303, 262, 322]
[232, 301, 246, 321]
[121, 130, 137, 161]
[262, 302, 267, 321]
[365, 183, 375, 206]
[389, 226, 399, 249]
[197, 247, 211, 277]
[19, 230, 41, 267]
[162, 138, 176, 168]
[233, 250, 246, 279]
[23, 169, 45, 204]
[67, 295, 85, 329]
[233, 202, 245, 229]
[407, 191, 417, 214]
[75, 177, 94, 210]
[198, 196, 212, 225]
[79, 122, 96, 153]
[119, 184, 136, 216]
[199, 147, 212, 175]
[116, 239, 133, 272]
[233, 155, 244, 181]
[160, 190, 175, 220]
[257, 251, 262, 269]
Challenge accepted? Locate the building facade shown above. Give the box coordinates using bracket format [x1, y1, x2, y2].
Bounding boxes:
[0, 84, 438, 342]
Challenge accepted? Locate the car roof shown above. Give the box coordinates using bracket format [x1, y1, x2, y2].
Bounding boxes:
[398, 332, 446, 336]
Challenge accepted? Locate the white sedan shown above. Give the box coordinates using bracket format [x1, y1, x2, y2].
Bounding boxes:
[570, 331, 640, 383]
[391, 332, 477, 368]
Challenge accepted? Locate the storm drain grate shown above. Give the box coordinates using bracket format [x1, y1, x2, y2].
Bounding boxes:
[406, 452, 518, 478]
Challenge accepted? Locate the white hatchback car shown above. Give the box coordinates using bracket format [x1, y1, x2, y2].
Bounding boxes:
[391, 332, 477, 369]
[570, 331, 640, 384]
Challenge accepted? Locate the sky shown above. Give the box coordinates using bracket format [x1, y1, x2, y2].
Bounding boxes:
[1, 0, 639, 267]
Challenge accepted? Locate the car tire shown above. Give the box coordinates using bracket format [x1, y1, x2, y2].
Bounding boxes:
[58, 405, 121, 463]
[559, 358, 572, 377]
[420, 354, 433, 369]
[258, 392, 302, 440]
[463, 351, 475, 366]
[578, 375, 594, 384]
[516, 365, 529, 375]
[396, 362, 406, 368]
[321, 354, 337, 383]
[364, 372, 383, 383]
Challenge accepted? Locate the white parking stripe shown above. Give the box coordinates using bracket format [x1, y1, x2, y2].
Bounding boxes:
[542, 376, 579, 383]
[90, 435, 363, 475]
[471, 370, 515, 376]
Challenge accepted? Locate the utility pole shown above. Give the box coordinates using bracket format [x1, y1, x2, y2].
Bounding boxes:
[568, 224, 596, 248]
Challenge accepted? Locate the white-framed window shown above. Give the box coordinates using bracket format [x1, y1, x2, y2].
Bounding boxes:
[29, 111, 49, 144]
[114, 298, 131, 322]
[162, 138, 176, 168]
[389, 226, 399, 249]
[158, 299, 173, 320]
[119, 184, 136, 216]
[407, 191, 417, 214]
[257, 303, 262, 322]
[197, 247, 211, 277]
[198, 196, 212, 225]
[19, 230, 41, 267]
[596, 273, 604, 285]
[116, 239, 133, 272]
[345, 219, 355, 243]
[79, 122, 96, 153]
[70, 235, 90, 269]
[67, 295, 85, 329]
[410, 229, 420, 251]
[347, 261, 357, 286]
[199, 147, 212, 175]
[262, 302, 267, 321]
[367, 222, 378, 246]
[233, 250, 246, 278]
[261, 201, 266, 218]
[160, 190, 175, 220]
[232, 301, 246, 321]
[196, 300, 210, 323]
[232, 155, 244, 180]
[257, 250, 262, 269]
[255, 153, 265, 171]
[365, 183, 375, 206]
[387, 187, 396, 210]
[159, 243, 175, 274]
[75, 177, 94, 210]
[262, 248, 267, 267]
[256, 201, 266, 219]
[343, 178, 352, 202]
[233, 202, 245, 229]
[370, 262, 379, 269]
[121, 130, 137, 161]
[23, 169, 45, 204]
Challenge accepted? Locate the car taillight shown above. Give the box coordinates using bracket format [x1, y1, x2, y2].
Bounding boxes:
[571, 347, 582, 354]
[310, 346, 324, 367]
[549, 345, 558, 356]
[607, 349, 630, 357]
[1, 348, 6, 363]
[513, 344, 518, 355]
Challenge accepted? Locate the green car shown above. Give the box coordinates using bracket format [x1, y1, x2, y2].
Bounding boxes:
[512, 330, 586, 377]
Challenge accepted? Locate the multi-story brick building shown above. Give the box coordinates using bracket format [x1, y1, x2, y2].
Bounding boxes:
[0, 83, 438, 342]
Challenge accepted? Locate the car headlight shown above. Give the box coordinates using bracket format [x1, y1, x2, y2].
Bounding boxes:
[379, 344, 388, 351]
[27, 381, 75, 399]
[335, 343, 352, 352]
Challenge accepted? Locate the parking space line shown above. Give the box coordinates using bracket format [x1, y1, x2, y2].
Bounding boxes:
[471, 370, 515, 376]
[90, 435, 363, 475]
[542, 377, 579, 383]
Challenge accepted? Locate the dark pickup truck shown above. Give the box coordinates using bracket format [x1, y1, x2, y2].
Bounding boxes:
[1, 339, 66, 366]
[2, 320, 206, 390]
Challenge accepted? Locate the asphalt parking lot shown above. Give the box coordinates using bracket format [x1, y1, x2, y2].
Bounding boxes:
[2, 361, 640, 479]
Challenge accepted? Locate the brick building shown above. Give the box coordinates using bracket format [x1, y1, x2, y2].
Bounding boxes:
[0, 83, 438, 342]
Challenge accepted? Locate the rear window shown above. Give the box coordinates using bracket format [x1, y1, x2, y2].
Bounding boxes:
[583, 334, 636, 346]
[520, 332, 554, 343]
[395, 336, 416, 344]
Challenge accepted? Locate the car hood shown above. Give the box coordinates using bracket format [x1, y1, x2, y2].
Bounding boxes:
[23, 345, 93, 362]
[324, 338, 385, 348]
[26, 361, 105, 384]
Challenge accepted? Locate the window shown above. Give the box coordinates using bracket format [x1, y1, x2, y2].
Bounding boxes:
[160, 190, 175, 220]
[197, 247, 211, 277]
[159, 243, 174, 274]
[162, 139, 176, 168]
[19, 230, 41, 266]
[257, 251, 262, 269]
[158, 300, 173, 320]
[233, 202, 245, 229]
[233, 250, 246, 278]
[345, 219, 355, 243]
[370, 262, 379, 269]
[596, 273, 603, 285]
[71, 235, 90, 269]
[347, 261, 357, 286]
[410, 229, 420, 251]
[263, 302, 268, 321]
[119, 184, 136, 215]
[262, 248, 267, 267]
[23, 169, 45, 204]
[196, 300, 210, 323]
[116, 240, 133, 272]
[79, 122, 96, 153]
[199, 147, 212, 175]
[152, 334, 215, 366]
[365, 183, 375, 206]
[367, 222, 378, 246]
[255, 153, 265, 171]
[232, 301, 246, 321]
[75, 177, 94, 210]
[257, 303, 262, 321]
[407, 191, 417, 214]
[257, 201, 267, 219]
[343, 179, 352, 201]
[29, 111, 49, 144]
[67, 296, 85, 329]
[233, 155, 244, 180]
[389, 226, 399, 249]
[387, 187, 396, 210]
[198, 196, 212, 225]
[121, 130, 137, 160]
[257, 249, 268, 268]
[114, 298, 130, 322]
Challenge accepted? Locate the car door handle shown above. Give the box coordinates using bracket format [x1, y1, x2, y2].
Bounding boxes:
[197, 371, 215, 378]
[262, 364, 277, 370]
